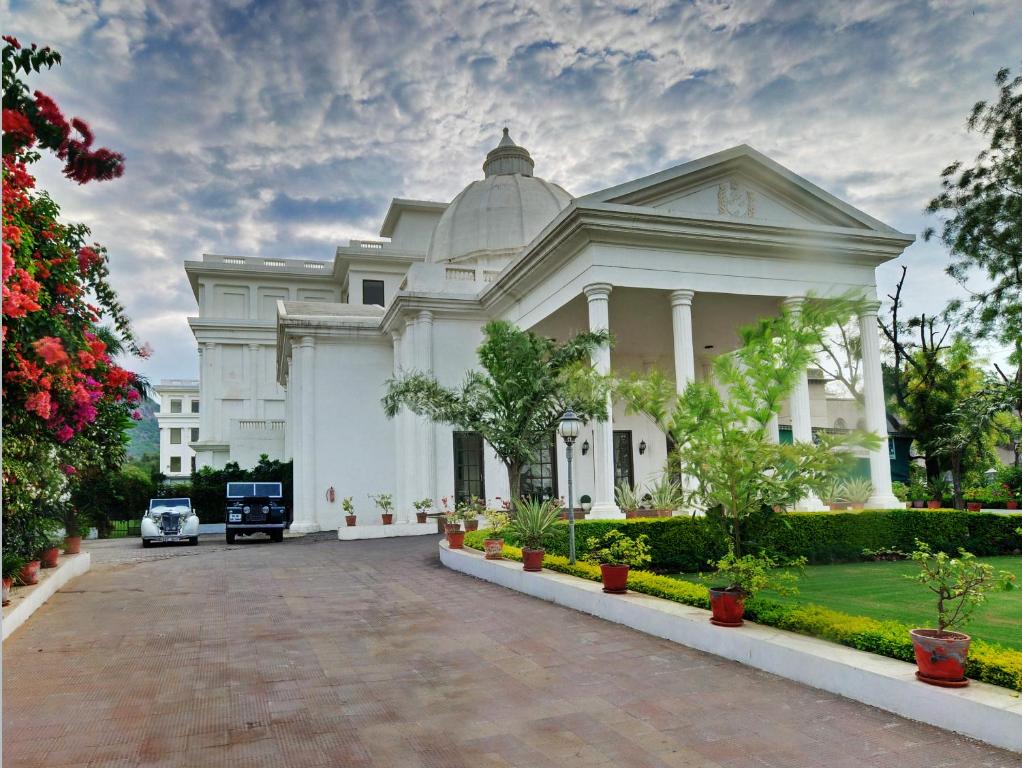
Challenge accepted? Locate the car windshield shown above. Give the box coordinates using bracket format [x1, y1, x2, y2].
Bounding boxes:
[149, 498, 190, 513]
[226, 482, 282, 499]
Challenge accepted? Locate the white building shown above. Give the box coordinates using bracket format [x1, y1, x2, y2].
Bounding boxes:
[153, 379, 200, 480]
[186, 132, 913, 531]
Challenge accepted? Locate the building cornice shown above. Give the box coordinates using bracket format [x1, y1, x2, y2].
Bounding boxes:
[379, 292, 488, 335]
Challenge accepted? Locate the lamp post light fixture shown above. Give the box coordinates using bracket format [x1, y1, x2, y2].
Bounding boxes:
[558, 408, 582, 564]
[581, 439, 590, 456]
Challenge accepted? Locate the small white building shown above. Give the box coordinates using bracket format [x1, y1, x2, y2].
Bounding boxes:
[153, 379, 200, 481]
[185, 132, 913, 531]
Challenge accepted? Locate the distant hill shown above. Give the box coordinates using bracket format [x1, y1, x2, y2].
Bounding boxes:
[126, 396, 160, 459]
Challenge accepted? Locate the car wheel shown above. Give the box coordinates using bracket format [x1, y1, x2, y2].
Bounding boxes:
[226, 532, 236, 544]
[271, 530, 284, 542]
[189, 537, 199, 546]
[142, 539, 152, 548]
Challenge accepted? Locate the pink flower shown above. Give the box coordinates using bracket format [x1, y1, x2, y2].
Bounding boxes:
[62, 465, 77, 475]
[55, 425, 74, 443]
[127, 389, 140, 402]
[33, 336, 69, 366]
[130, 410, 142, 421]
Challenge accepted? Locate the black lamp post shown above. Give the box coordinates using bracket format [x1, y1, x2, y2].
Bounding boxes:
[558, 408, 582, 564]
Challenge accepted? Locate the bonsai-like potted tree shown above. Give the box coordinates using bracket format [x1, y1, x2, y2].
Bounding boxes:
[2, 552, 26, 606]
[510, 498, 560, 571]
[927, 476, 951, 509]
[908, 540, 1016, 686]
[482, 509, 510, 559]
[444, 506, 465, 548]
[413, 498, 432, 524]
[369, 493, 394, 525]
[839, 478, 873, 510]
[705, 549, 804, 626]
[342, 497, 356, 527]
[583, 530, 652, 593]
[579, 494, 592, 517]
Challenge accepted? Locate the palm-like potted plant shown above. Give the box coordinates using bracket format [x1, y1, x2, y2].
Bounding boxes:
[615, 483, 641, 519]
[907, 541, 1016, 686]
[510, 497, 560, 571]
[444, 506, 465, 548]
[369, 493, 394, 525]
[706, 549, 804, 627]
[927, 476, 951, 509]
[482, 509, 509, 559]
[342, 497, 356, 527]
[2, 552, 26, 606]
[583, 530, 652, 593]
[821, 478, 846, 511]
[838, 478, 873, 510]
[413, 498, 432, 524]
[646, 477, 683, 517]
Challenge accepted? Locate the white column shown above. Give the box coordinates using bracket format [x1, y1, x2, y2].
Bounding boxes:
[246, 343, 260, 418]
[585, 283, 621, 518]
[670, 290, 696, 389]
[765, 414, 780, 444]
[291, 336, 320, 533]
[415, 311, 437, 511]
[783, 298, 826, 511]
[199, 342, 215, 440]
[859, 301, 899, 508]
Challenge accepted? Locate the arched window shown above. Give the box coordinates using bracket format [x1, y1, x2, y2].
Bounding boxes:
[834, 418, 847, 430]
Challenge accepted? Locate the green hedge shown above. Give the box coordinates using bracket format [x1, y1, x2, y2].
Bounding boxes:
[488, 509, 1022, 571]
[461, 532, 1022, 692]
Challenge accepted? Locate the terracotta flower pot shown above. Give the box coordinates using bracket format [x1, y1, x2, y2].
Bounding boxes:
[63, 536, 82, 554]
[910, 628, 970, 687]
[927, 500, 942, 509]
[966, 502, 982, 512]
[345, 515, 356, 527]
[40, 547, 60, 569]
[624, 510, 639, 519]
[912, 500, 926, 508]
[445, 525, 465, 549]
[464, 519, 479, 532]
[708, 587, 745, 627]
[2, 577, 12, 606]
[416, 512, 427, 523]
[17, 560, 41, 586]
[600, 564, 630, 594]
[522, 548, 545, 572]
[1006, 500, 1018, 510]
[381, 513, 394, 525]
[483, 538, 504, 559]
[849, 503, 865, 510]
[829, 503, 846, 511]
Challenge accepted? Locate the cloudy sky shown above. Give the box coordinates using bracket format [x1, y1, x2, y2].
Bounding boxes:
[3, 0, 1019, 381]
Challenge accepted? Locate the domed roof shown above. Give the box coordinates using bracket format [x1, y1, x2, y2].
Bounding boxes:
[426, 129, 572, 264]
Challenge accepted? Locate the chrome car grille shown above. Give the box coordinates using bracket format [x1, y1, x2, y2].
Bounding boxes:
[160, 512, 181, 534]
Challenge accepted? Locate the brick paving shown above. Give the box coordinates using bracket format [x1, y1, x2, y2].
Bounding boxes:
[4, 534, 1020, 767]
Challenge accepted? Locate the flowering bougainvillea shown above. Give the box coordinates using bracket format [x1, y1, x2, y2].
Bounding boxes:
[3, 38, 143, 548]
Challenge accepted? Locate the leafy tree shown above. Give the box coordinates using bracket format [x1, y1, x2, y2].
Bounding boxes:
[618, 297, 879, 555]
[925, 65, 1022, 428]
[382, 320, 611, 500]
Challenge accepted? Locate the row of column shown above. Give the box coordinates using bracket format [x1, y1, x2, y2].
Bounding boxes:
[582, 285, 897, 517]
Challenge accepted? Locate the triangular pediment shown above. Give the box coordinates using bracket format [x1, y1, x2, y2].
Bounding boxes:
[580, 145, 900, 234]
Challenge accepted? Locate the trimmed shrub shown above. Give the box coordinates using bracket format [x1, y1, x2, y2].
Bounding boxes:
[485, 510, 1022, 571]
[460, 532, 1022, 692]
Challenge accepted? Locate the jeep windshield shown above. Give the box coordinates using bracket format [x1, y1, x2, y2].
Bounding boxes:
[226, 482, 282, 499]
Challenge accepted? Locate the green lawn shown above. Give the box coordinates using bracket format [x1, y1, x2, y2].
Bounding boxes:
[670, 555, 1022, 650]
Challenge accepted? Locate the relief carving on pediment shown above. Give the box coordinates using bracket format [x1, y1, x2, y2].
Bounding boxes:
[717, 180, 755, 218]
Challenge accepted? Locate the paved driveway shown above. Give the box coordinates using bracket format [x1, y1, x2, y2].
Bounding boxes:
[4, 534, 1020, 767]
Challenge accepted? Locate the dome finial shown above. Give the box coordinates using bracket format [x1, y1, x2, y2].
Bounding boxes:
[484, 126, 534, 177]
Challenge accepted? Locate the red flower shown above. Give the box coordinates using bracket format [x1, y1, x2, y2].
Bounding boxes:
[55, 425, 74, 443]
[33, 336, 70, 365]
[3, 36, 21, 49]
[26, 390, 53, 418]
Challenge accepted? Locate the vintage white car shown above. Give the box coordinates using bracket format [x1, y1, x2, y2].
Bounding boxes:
[141, 498, 200, 547]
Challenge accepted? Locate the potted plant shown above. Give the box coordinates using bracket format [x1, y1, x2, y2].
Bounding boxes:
[510, 497, 560, 571]
[444, 507, 465, 548]
[413, 498, 432, 524]
[821, 479, 847, 511]
[927, 476, 951, 509]
[615, 483, 641, 519]
[908, 480, 928, 509]
[1007, 486, 1019, 511]
[460, 496, 483, 531]
[39, 531, 62, 569]
[579, 494, 592, 518]
[62, 505, 86, 554]
[646, 477, 683, 517]
[705, 549, 803, 627]
[2, 552, 26, 606]
[482, 509, 510, 559]
[342, 497, 356, 527]
[369, 493, 394, 525]
[838, 478, 872, 510]
[987, 483, 1009, 510]
[891, 481, 909, 509]
[962, 486, 985, 512]
[583, 530, 651, 593]
[907, 540, 1016, 686]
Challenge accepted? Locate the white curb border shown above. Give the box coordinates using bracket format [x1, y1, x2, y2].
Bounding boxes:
[440, 541, 1022, 753]
[338, 522, 438, 540]
[2, 552, 91, 641]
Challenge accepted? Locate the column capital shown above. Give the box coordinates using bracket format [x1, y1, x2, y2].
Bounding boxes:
[858, 300, 882, 318]
[583, 283, 613, 301]
[417, 309, 434, 325]
[404, 315, 416, 331]
[299, 335, 315, 349]
[390, 328, 402, 343]
[669, 289, 695, 308]
[248, 342, 260, 351]
[202, 341, 216, 352]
